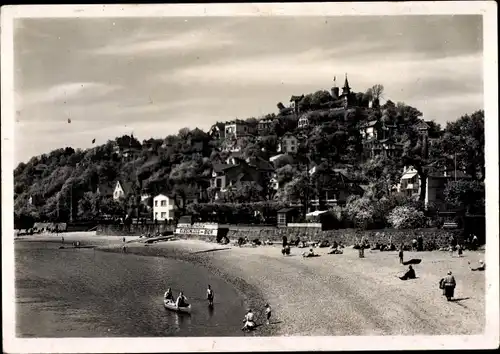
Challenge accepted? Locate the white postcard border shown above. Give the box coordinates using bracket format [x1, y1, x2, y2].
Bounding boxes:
[1, 2, 498, 352]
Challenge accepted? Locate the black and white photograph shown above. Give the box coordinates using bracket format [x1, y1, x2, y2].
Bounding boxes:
[1, 2, 498, 352]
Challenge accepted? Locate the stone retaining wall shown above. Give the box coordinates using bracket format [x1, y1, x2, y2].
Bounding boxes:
[226, 226, 463, 249]
[96, 223, 174, 236]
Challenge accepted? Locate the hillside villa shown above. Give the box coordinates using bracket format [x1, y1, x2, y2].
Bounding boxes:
[277, 133, 299, 154]
[397, 166, 472, 209]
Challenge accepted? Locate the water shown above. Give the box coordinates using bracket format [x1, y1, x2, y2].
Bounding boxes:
[15, 241, 247, 337]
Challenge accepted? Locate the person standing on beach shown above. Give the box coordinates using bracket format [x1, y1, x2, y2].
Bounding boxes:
[61, 236, 65, 244]
[442, 271, 456, 301]
[207, 285, 214, 307]
[265, 304, 272, 325]
[398, 246, 404, 264]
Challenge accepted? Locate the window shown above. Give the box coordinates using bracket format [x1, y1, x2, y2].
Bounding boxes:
[161, 200, 166, 207]
[155, 200, 158, 207]
[278, 214, 286, 224]
[216, 178, 222, 188]
[161, 212, 166, 219]
[155, 212, 158, 219]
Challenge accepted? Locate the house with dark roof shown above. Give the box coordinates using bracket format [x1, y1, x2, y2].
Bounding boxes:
[397, 166, 473, 210]
[224, 119, 257, 140]
[225, 151, 245, 165]
[208, 122, 226, 140]
[112, 180, 134, 200]
[210, 158, 271, 201]
[362, 136, 404, 159]
[307, 167, 364, 208]
[258, 116, 276, 134]
[277, 133, 299, 154]
[96, 183, 114, 198]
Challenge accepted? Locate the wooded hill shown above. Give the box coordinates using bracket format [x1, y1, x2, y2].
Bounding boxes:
[14, 84, 485, 225]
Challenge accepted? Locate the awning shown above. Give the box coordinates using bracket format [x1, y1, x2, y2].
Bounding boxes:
[401, 171, 417, 180]
[306, 210, 328, 217]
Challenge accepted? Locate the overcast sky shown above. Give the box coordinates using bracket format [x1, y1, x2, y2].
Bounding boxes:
[14, 15, 483, 164]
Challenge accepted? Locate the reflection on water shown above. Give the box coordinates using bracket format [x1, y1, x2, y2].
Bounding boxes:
[15, 241, 246, 337]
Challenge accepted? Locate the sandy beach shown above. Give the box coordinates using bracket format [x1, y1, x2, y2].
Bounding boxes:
[16, 232, 485, 336]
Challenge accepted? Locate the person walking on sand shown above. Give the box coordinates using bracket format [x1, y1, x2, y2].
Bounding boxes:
[61, 236, 65, 244]
[442, 271, 456, 301]
[265, 303, 272, 325]
[123, 237, 126, 243]
[207, 285, 214, 307]
[457, 244, 463, 257]
[398, 246, 404, 264]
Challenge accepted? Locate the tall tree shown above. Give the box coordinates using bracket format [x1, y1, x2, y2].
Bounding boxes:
[431, 110, 484, 181]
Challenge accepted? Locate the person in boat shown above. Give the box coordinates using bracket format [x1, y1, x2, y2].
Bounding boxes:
[164, 288, 174, 302]
[399, 265, 416, 280]
[468, 260, 485, 271]
[176, 291, 189, 308]
[442, 271, 456, 301]
[207, 285, 214, 306]
[241, 309, 255, 331]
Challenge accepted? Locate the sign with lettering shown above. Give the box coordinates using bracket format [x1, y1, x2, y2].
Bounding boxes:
[175, 223, 219, 236]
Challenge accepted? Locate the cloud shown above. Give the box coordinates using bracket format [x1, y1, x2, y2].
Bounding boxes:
[19, 82, 121, 107]
[91, 29, 233, 56]
[163, 48, 481, 88]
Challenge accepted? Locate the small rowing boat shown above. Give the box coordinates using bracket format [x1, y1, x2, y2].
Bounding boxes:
[164, 299, 192, 314]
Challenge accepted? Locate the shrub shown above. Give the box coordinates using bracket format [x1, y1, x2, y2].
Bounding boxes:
[343, 196, 377, 229]
[387, 205, 427, 229]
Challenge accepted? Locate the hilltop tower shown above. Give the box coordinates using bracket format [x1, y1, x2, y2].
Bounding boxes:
[342, 73, 351, 96]
[331, 76, 340, 99]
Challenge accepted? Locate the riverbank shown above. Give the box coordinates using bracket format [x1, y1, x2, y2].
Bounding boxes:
[101, 237, 485, 336]
[16, 232, 486, 336]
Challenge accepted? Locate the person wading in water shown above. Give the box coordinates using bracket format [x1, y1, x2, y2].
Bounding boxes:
[241, 309, 255, 331]
[207, 285, 214, 307]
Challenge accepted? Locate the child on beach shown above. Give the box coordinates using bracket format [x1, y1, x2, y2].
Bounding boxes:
[265, 304, 272, 324]
[207, 285, 214, 307]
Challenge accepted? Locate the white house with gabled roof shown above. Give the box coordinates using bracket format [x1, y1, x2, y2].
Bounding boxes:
[153, 194, 176, 221]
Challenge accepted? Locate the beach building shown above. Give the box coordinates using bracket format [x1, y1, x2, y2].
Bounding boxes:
[153, 194, 176, 221]
[277, 207, 301, 227]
